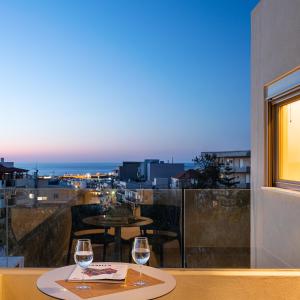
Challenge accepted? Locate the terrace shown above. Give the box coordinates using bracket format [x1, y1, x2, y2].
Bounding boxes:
[0, 187, 272, 300]
[2, 0, 300, 299]
[0, 187, 298, 299]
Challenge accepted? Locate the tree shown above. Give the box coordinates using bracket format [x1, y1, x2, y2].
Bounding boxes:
[219, 163, 240, 189]
[193, 154, 221, 188]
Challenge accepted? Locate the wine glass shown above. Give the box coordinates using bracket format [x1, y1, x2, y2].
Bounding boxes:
[131, 237, 150, 286]
[74, 239, 94, 290]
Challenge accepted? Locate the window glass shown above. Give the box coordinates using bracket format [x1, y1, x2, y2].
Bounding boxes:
[240, 159, 244, 168]
[278, 98, 300, 181]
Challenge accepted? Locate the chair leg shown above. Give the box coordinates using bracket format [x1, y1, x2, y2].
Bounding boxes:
[67, 237, 73, 265]
[103, 243, 107, 262]
[128, 242, 132, 263]
[178, 235, 182, 257]
[159, 244, 164, 267]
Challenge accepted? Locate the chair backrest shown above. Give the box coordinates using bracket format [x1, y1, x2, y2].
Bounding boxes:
[71, 204, 105, 233]
[107, 203, 132, 217]
[140, 204, 181, 234]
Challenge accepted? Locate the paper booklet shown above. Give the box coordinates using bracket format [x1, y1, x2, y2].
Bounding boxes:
[68, 263, 128, 283]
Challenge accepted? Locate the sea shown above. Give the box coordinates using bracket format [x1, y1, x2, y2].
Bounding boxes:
[16, 162, 195, 176]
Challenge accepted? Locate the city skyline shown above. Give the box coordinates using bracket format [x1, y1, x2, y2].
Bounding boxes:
[1, 0, 258, 162]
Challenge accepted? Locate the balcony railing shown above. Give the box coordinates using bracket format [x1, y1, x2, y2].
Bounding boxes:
[231, 166, 251, 173]
[0, 188, 250, 268]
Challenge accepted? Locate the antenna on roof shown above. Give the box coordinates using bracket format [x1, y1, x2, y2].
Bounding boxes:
[172, 156, 174, 164]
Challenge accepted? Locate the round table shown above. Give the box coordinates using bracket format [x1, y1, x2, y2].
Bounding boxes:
[37, 264, 176, 300]
[83, 216, 153, 261]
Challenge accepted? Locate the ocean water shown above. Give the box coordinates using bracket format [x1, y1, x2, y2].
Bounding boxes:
[16, 162, 195, 176]
[17, 162, 121, 176]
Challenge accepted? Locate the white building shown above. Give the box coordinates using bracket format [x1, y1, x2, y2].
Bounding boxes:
[201, 151, 251, 188]
[118, 181, 152, 190]
[252, 0, 300, 267]
[153, 177, 169, 189]
[0, 158, 35, 188]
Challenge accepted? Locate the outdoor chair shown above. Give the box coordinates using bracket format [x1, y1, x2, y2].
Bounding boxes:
[140, 204, 181, 267]
[67, 204, 115, 263]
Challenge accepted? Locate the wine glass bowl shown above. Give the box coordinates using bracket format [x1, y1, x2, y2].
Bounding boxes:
[131, 237, 150, 286]
[74, 239, 93, 290]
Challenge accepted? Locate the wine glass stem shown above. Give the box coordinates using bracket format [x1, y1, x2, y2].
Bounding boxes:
[139, 265, 142, 280]
[82, 268, 84, 285]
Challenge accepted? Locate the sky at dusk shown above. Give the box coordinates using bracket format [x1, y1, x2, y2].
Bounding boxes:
[0, 0, 259, 163]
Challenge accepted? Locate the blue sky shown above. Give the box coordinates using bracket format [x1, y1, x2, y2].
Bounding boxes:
[0, 0, 259, 162]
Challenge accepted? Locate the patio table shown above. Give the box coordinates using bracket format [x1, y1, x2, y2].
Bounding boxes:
[83, 215, 153, 261]
[37, 263, 176, 300]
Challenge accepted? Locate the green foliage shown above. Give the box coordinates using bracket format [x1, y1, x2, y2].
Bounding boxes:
[193, 154, 241, 189]
[219, 163, 240, 189]
[193, 154, 221, 188]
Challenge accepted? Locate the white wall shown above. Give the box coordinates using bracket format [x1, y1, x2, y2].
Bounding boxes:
[252, 0, 300, 267]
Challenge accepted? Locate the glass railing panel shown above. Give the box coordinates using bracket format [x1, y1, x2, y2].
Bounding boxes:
[4, 188, 183, 268]
[137, 189, 183, 268]
[184, 189, 250, 268]
[0, 188, 8, 267]
[7, 188, 84, 267]
[3, 187, 250, 269]
[112, 188, 183, 268]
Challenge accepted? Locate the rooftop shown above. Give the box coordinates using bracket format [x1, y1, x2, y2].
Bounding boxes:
[201, 150, 251, 158]
[173, 169, 200, 180]
[0, 165, 28, 174]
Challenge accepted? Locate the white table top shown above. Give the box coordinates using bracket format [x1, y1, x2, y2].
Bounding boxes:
[37, 263, 176, 300]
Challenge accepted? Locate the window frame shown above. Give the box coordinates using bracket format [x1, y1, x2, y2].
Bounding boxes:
[268, 89, 300, 191]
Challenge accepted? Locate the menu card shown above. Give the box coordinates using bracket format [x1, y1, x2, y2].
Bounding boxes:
[68, 263, 128, 283]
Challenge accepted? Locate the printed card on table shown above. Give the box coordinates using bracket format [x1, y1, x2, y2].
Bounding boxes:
[68, 263, 128, 283]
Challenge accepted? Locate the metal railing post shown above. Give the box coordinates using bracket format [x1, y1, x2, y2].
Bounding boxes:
[181, 188, 185, 268]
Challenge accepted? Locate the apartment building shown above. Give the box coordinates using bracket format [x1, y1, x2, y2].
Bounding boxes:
[201, 151, 251, 188]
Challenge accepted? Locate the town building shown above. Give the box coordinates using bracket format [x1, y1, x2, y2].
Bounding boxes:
[152, 177, 169, 189]
[171, 169, 200, 189]
[0, 158, 13, 168]
[146, 161, 184, 184]
[0, 158, 34, 188]
[118, 180, 153, 190]
[137, 159, 159, 181]
[201, 151, 251, 188]
[118, 159, 185, 188]
[118, 162, 141, 181]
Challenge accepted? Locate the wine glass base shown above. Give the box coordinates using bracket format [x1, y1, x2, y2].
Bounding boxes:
[76, 284, 91, 290]
[133, 280, 147, 287]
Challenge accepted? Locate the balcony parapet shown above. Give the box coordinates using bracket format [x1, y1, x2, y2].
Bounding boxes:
[231, 166, 251, 173]
[1, 268, 300, 299]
